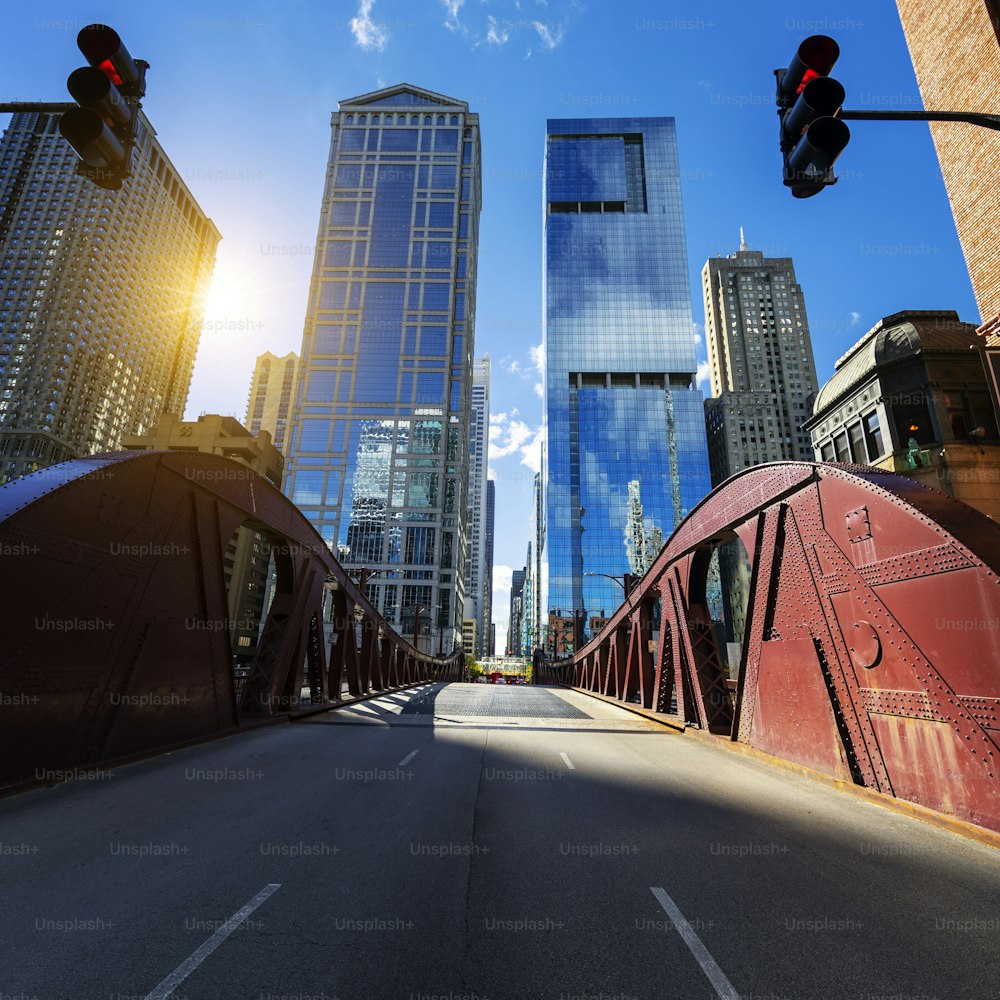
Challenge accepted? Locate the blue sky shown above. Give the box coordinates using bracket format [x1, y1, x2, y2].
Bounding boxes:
[1, 2, 979, 653]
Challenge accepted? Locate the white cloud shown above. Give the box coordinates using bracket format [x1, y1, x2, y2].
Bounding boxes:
[533, 382, 543, 399]
[350, 0, 388, 51]
[490, 415, 535, 458]
[520, 425, 545, 472]
[850, 310, 862, 327]
[490, 412, 543, 471]
[692, 321, 704, 346]
[486, 15, 512, 45]
[529, 341, 544, 373]
[696, 360, 711, 390]
[531, 20, 564, 49]
[507, 360, 522, 375]
[442, 0, 465, 31]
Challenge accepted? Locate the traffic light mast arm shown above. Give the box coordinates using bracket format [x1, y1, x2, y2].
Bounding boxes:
[0, 102, 77, 113]
[838, 109, 1000, 132]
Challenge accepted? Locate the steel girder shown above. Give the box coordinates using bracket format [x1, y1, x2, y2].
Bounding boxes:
[567, 462, 1000, 833]
[0, 451, 461, 789]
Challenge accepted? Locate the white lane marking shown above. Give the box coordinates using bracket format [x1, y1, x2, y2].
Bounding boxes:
[142, 883, 281, 1000]
[650, 887, 740, 1000]
[560, 752, 576, 770]
[399, 750, 420, 766]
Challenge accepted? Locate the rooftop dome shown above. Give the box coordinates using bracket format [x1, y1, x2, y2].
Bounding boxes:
[812, 310, 980, 415]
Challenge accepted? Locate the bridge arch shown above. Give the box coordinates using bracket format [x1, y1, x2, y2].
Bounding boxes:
[564, 461, 1000, 833]
[0, 450, 460, 789]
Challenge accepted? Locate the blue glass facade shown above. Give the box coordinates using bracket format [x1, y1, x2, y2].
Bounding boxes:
[543, 117, 712, 639]
[285, 86, 481, 652]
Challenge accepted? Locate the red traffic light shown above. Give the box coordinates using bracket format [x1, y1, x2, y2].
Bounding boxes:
[77, 24, 140, 91]
[779, 35, 840, 100]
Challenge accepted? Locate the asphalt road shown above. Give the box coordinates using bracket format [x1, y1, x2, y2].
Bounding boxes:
[1, 682, 998, 1000]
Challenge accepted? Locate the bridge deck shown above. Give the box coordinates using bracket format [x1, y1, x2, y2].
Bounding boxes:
[2, 682, 998, 999]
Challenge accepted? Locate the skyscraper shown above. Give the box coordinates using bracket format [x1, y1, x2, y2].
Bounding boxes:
[483, 477, 495, 656]
[895, 1, 1000, 327]
[701, 238, 819, 653]
[465, 356, 490, 655]
[542, 116, 712, 636]
[285, 85, 481, 654]
[702, 237, 819, 482]
[245, 351, 298, 456]
[0, 111, 220, 483]
[508, 568, 525, 657]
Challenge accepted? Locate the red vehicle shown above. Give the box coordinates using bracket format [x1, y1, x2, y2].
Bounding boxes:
[487, 671, 504, 684]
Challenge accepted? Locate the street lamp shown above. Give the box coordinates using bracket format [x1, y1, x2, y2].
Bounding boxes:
[401, 602, 442, 654]
[584, 571, 636, 596]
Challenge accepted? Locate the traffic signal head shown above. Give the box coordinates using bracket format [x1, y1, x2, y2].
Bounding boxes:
[60, 24, 147, 190]
[776, 35, 850, 198]
[76, 24, 140, 92]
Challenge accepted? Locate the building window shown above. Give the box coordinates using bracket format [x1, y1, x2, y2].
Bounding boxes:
[848, 422, 866, 463]
[893, 401, 935, 448]
[863, 411, 884, 459]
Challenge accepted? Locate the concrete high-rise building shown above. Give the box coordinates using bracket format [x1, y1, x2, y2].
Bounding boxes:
[702, 237, 819, 482]
[508, 568, 525, 657]
[543, 116, 712, 632]
[483, 477, 495, 656]
[702, 238, 819, 652]
[285, 84, 481, 655]
[0, 111, 220, 484]
[465, 356, 490, 656]
[895, 1, 1000, 327]
[245, 351, 298, 456]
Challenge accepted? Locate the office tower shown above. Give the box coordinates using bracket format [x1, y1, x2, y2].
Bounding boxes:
[0, 111, 220, 483]
[542, 116, 712, 640]
[245, 351, 298, 456]
[701, 237, 819, 653]
[895, 1, 1000, 327]
[508, 568, 525, 656]
[483, 477, 495, 656]
[465, 356, 490, 656]
[521, 541, 535, 656]
[702, 236, 819, 483]
[285, 85, 481, 655]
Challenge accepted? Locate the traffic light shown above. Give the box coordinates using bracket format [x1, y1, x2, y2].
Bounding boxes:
[59, 25, 147, 190]
[776, 35, 850, 198]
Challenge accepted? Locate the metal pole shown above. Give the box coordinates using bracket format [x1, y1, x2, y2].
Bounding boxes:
[0, 102, 76, 114]
[837, 109, 1000, 132]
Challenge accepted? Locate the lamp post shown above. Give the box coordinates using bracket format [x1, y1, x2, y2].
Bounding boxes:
[401, 603, 441, 654]
[584, 571, 636, 597]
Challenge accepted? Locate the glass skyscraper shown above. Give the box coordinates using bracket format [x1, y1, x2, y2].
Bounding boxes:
[285, 84, 481, 654]
[543, 117, 712, 644]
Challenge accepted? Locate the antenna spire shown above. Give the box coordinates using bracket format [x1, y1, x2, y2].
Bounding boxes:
[739, 226, 748, 251]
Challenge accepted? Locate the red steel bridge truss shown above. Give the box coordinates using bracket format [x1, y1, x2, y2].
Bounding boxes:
[0, 451, 461, 790]
[543, 462, 1000, 834]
